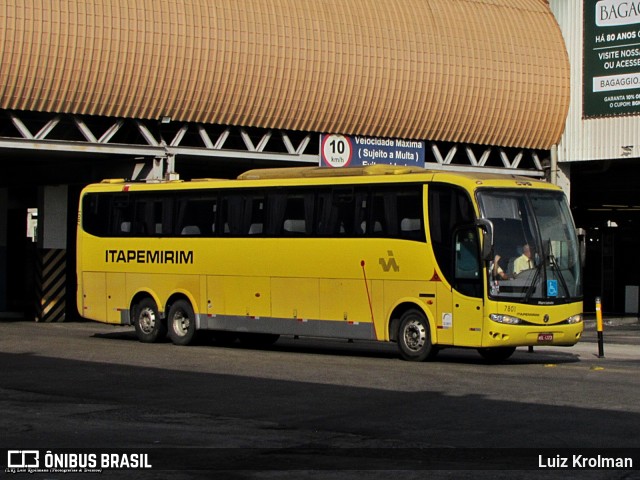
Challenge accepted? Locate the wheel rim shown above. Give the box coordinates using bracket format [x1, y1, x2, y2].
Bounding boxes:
[138, 307, 156, 334]
[403, 319, 426, 352]
[172, 310, 190, 337]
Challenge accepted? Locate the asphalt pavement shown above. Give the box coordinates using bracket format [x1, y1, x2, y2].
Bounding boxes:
[1, 314, 639, 479]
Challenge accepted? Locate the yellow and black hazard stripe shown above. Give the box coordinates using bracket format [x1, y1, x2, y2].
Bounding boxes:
[35, 248, 66, 322]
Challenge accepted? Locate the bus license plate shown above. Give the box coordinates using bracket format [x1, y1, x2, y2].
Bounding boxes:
[538, 333, 553, 343]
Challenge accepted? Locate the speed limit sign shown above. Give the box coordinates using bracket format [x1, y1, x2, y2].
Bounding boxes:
[321, 134, 352, 167]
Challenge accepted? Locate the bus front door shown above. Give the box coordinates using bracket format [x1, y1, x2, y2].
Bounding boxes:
[451, 227, 484, 347]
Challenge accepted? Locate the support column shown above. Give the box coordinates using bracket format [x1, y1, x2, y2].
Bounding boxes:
[35, 186, 68, 322]
[0, 188, 7, 312]
[557, 163, 571, 201]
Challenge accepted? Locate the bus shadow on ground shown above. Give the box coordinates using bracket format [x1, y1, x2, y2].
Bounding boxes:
[91, 329, 582, 365]
[1, 350, 637, 456]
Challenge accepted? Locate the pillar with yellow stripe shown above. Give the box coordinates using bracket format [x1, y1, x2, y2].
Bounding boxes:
[35, 186, 68, 322]
[35, 248, 66, 322]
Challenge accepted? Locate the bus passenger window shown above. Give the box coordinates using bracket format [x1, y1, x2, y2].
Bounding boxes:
[246, 196, 265, 235]
[397, 189, 424, 241]
[176, 195, 217, 237]
[219, 191, 264, 236]
[81, 193, 112, 237]
[268, 191, 313, 236]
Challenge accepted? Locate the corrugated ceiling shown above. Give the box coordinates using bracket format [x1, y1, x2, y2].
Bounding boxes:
[0, 0, 570, 149]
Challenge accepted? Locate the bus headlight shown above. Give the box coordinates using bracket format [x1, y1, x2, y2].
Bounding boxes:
[489, 314, 523, 325]
[564, 314, 583, 324]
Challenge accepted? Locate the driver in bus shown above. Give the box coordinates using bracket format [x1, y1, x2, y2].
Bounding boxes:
[513, 244, 534, 275]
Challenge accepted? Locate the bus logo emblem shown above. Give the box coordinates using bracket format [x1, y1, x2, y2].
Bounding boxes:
[379, 251, 400, 272]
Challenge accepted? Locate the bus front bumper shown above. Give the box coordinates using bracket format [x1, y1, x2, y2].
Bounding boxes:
[483, 320, 584, 348]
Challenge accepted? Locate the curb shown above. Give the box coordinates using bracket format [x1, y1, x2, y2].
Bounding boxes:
[583, 317, 639, 328]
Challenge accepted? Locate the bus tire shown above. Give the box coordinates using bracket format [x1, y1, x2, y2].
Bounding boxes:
[133, 298, 166, 343]
[397, 309, 436, 361]
[167, 300, 197, 346]
[477, 347, 516, 362]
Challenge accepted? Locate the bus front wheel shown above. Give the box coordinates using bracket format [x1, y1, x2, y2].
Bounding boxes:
[397, 309, 436, 361]
[133, 298, 167, 343]
[167, 300, 197, 346]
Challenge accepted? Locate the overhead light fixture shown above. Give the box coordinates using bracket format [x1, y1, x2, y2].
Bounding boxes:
[161, 116, 171, 124]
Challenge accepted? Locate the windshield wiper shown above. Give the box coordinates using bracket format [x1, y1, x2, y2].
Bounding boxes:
[523, 258, 543, 303]
[524, 240, 570, 303]
[547, 240, 570, 298]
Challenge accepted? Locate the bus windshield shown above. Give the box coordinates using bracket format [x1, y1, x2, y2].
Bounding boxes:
[478, 189, 582, 304]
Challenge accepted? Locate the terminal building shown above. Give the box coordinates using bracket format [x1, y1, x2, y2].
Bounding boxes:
[0, 0, 637, 319]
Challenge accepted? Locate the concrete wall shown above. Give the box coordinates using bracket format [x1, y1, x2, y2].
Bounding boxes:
[38, 186, 67, 250]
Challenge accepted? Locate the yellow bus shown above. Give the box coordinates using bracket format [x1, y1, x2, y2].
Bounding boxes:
[76, 165, 584, 361]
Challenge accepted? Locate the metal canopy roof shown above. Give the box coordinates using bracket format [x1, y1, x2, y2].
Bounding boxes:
[0, 0, 570, 151]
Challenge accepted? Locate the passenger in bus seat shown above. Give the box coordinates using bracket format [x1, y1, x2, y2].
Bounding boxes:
[491, 254, 509, 280]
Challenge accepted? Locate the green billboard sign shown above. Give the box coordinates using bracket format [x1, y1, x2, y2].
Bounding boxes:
[583, 0, 640, 118]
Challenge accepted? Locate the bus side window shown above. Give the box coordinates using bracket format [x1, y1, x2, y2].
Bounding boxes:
[111, 195, 133, 236]
[322, 187, 367, 236]
[316, 191, 340, 235]
[397, 188, 424, 241]
[82, 193, 111, 237]
[266, 191, 311, 236]
[176, 194, 217, 237]
[333, 188, 356, 236]
[220, 191, 265, 236]
[132, 199, 151, 235]
[246, 194, 265, 235]
[221, 194, 243, 235]
[370, 190, 392, 237]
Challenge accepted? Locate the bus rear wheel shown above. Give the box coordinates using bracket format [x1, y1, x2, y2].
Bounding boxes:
[167, 300, 197, 346]
[133, 298, 166, 343]
[397, 309, 436, 361]
[477, 347, 516, 362]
